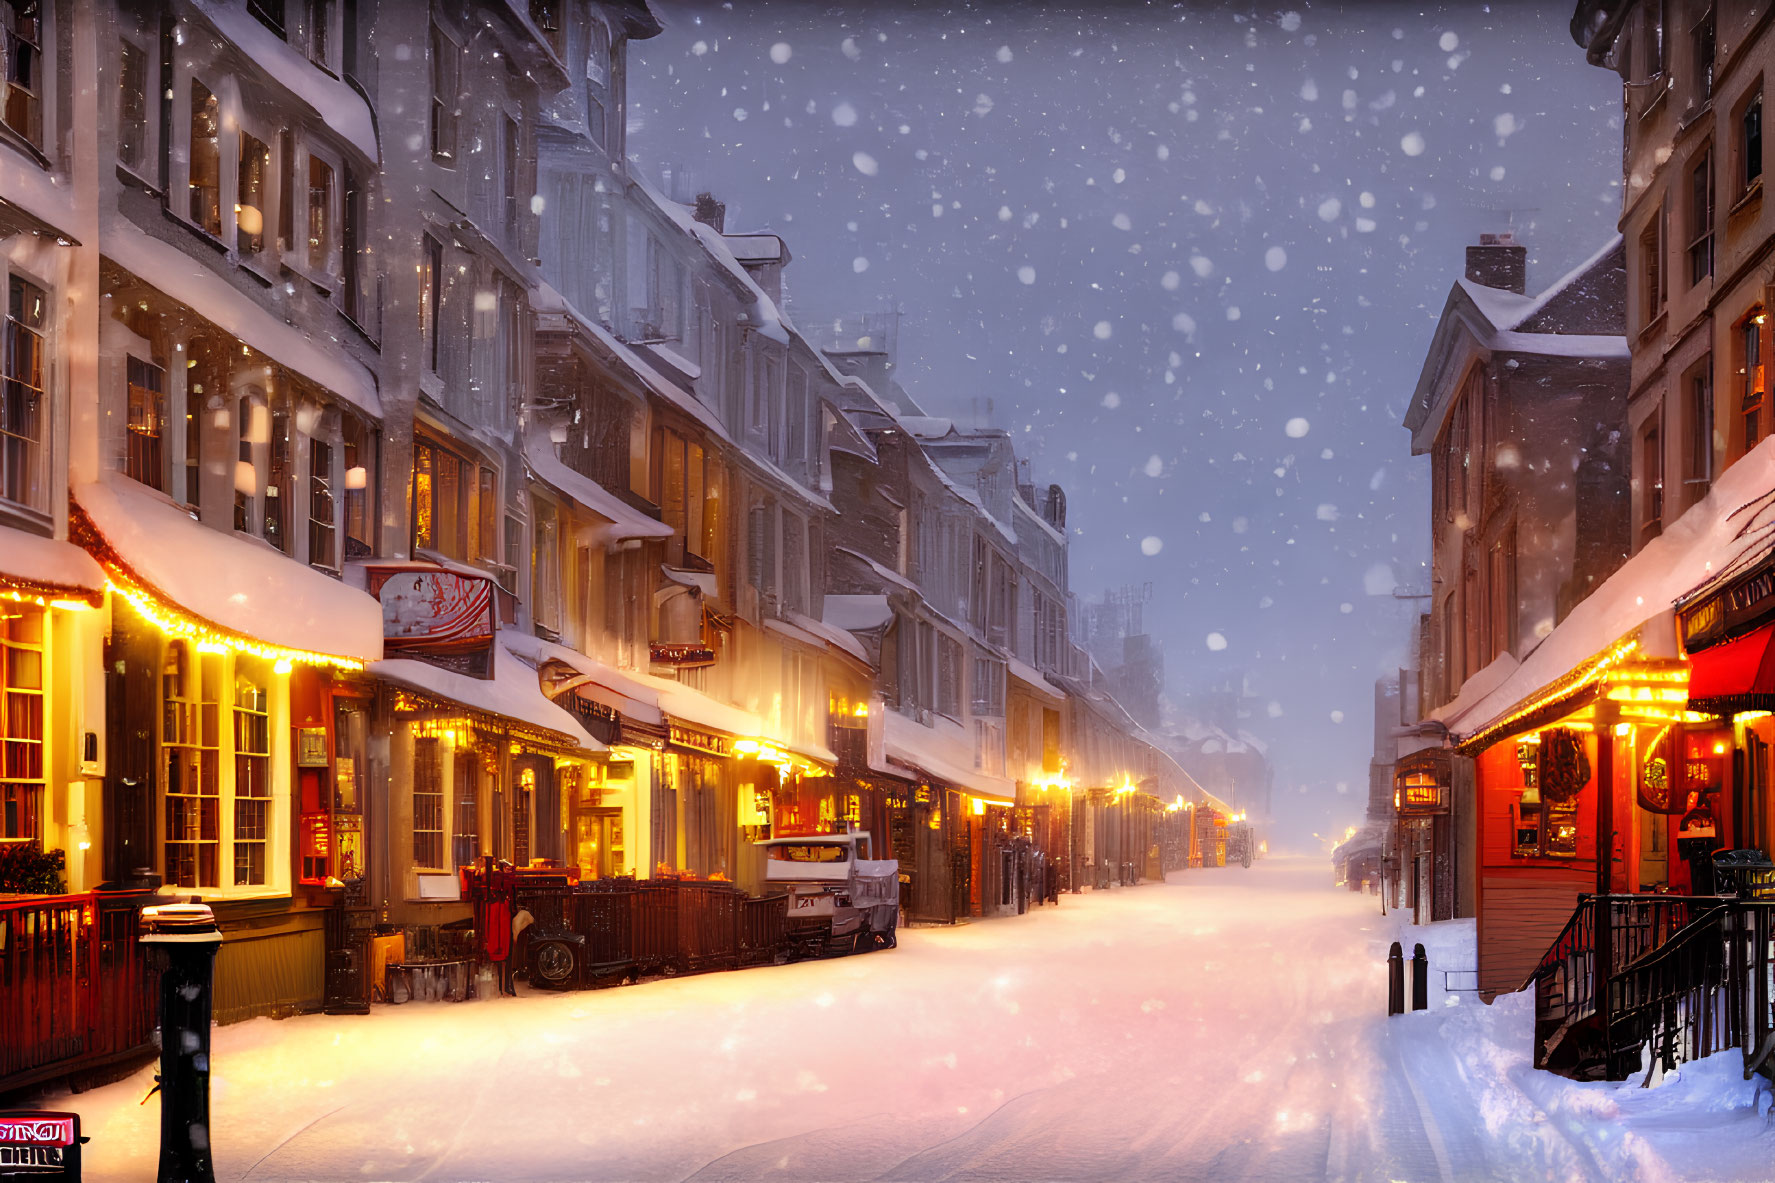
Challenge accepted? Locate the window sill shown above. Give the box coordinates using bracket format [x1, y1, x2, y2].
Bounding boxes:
[1731, 177, 1763, 218]
[115, 162, 162, 198]
[0, 122, 50, 171]
[162, 207, 230, 255]
[0, 501, 53, 538]
[1637, 309, 1668, 344]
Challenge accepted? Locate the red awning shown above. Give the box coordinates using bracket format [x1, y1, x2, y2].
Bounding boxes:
[1689, 621, 1775, 701]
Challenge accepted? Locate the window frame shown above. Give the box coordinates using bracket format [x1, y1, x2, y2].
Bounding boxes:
[1, 269, 50, 520]
[1689, 145, 1715, 287]
[430, 20, 460, 168]
[0, 0, 47, 158]
[0, 603, 44, 843]
[116, 27, 158, 183]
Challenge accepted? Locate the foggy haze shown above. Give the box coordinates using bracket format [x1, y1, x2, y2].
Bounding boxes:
[626, 2, 1624, 847]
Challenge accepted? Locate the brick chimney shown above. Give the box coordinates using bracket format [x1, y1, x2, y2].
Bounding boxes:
[1466, 231, 1526, 294]
[692, 192, 726, 233]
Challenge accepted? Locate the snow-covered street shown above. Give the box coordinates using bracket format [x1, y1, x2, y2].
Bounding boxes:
[49, 856, 1773, 1182]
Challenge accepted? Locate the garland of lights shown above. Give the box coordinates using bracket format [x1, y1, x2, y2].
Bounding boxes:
[68, 500, 366, 671]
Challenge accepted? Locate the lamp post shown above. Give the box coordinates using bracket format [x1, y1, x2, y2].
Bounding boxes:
[141, 902, 224, 1183]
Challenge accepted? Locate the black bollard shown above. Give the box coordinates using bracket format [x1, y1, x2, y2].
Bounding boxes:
[1387, 941, 1404, 1015]
[142, 902, 224, 1183]
[1411, 943, 1429, 1011]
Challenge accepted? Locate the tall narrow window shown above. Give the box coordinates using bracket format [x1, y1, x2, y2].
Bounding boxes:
[342, 166, 364, 324]
[126, 358, 166, 492]
[1, 275, 46, 513]
[1692, 8, 1716, 102]
[235, 397, 262, 536]
[451, 752, 479, 869]
[1688, 360, 1714, 495]
[412, 439, 434, 551]
[430, 22, 458, 166]
[1644, 423, 1664, 538]
[266, 403, 292, 553]
[477, 466, 497, 561]
[1745, 313, 1766, 452]
[305, 0, 333, 70]
[412, 736, 443, 869]
[1640, 206, 1665, 325]
[232, 661, 270, 887]
[420, 235, 442, 374]
[585, 18, 611, 150]
[502, 116, 520, 242]
[309, 436, 335, 568]
[532, 500, 562, 637]
[1690, 148, 1715, 286]
[307, 155, 334, 273]
[1744, 93, 1764, 193]
[118, 40, 150, 173]
[237, 133, 269, 259]
[0, 604, 43, 841]
[1, 1, 42, 150]
[183, 341, 209, 510]
[342, 414, 373, 558]
[162, 642, 221, 889]
[189, 81, 222, 236]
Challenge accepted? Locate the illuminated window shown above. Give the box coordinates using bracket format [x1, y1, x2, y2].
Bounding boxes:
[0, 604, 43, 842]
[232, 661, 270, 886]
[1, 1, 43, 150]
[162, 641, 221, 889]
[1744, 311, 1766, 453]
[125, 357, 166, 492]
[189, 80, 222, 236]
[309, 436, 335, 569]
[238, 132, 269, 258]
[413, 736, 443, 869]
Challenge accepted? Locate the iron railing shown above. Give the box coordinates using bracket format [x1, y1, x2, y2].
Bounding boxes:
[0, 890, 156, 1097]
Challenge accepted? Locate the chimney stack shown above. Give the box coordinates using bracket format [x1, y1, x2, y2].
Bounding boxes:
[693, 192, 726, 233]
[1466, 231, 1526, 294]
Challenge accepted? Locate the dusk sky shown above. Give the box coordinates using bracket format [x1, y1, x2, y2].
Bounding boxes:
[626, 2, 1624, 847]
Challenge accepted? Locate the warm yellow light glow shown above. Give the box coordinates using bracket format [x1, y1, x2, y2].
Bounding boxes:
[1715, 742, 1729, 755]
[971, 797, 985, 816]
[108, 580, 362, 670]
[732, 739, 762, 755]
[1739, 711, 1775, 722]
[1615, 722, 1632, 737]
[2, 589, 97, 611]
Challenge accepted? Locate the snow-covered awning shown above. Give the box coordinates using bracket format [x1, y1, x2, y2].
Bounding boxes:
[0, 526, 105, 605]
[373, 636, 604, 753]
[880, 709, 1016, 802]
[72, 476, 382, 665]
[103, 225, 382, 421]
[1438, 437, 1775, 748]
[521, 430, 674, 544]
[503, 632, 836, 766]
[1007, 656, 1065, 703]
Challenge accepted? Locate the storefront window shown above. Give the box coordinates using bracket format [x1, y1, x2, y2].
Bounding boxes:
[413, 736, 444, 869]
[452, 749, 479, 869]
[232, 660, 270, 885]
[0, 603, 43, 841]
[162, 640, 221, 888]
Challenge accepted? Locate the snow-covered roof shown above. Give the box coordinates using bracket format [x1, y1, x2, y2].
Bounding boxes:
[521, 430, 675, 543]
[189, 1, 379, 163]
[104, 223, 382, 421]
[373, 636, 604, 752]
[834, 547, 921, 597]
[880, 708, 1016, 802]
[1455, 234, 1624, 334]
[899, 416, 956, 438]
[785, 610, 871, 663]
[723, 234, 787, 264]
[824, 594, 894, 633]
[0, 526, 105, 602]
[1437, 437, 1775, 743]
[75, 475, 382, 662]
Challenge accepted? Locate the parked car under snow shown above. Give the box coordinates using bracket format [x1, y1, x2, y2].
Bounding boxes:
[762, 832, 900, 957]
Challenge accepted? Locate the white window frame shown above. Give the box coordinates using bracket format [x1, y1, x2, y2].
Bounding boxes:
[231, 110, 280, 276]
[299, 139, 343, 288]
[156, 641, 291, 899]
[0, 258, 52, 523]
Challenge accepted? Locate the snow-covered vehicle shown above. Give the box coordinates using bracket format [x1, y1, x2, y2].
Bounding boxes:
[762, 831, 900, 957]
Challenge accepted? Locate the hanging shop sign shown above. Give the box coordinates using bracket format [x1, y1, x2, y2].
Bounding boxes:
[669, 723, 732, 758]
[1681, 552, 1775, 653]
[364, 565, 496, 678]
[649, 642, 717, 667]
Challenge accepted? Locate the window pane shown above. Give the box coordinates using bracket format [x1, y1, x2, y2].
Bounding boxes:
[238, 133, 269, 257]
[2, 276, 46, 512]
[189, 81, 222, 235]
[2, 1, 42, 149]
[118, 40, 149, 170]
[126, 357, 166, 491]
[307, 155, 333, 269]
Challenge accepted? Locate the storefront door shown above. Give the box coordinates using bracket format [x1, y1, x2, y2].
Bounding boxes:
[574, 808, 623, 879]
[1637, 805, 1668, 889]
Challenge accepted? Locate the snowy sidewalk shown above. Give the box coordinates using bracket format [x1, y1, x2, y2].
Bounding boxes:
[47, 857, 1775, 1181]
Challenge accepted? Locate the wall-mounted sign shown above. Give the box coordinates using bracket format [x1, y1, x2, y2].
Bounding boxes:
[296, 726, 329, 768]
[650, 643, 717, 667]
[1681, 551, 1775, 653]
[365, 565, 496, 678]
[669, 723, 732, 758]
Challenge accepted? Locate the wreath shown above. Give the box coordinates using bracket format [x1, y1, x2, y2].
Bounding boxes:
[1540, 728, 1591, 803]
